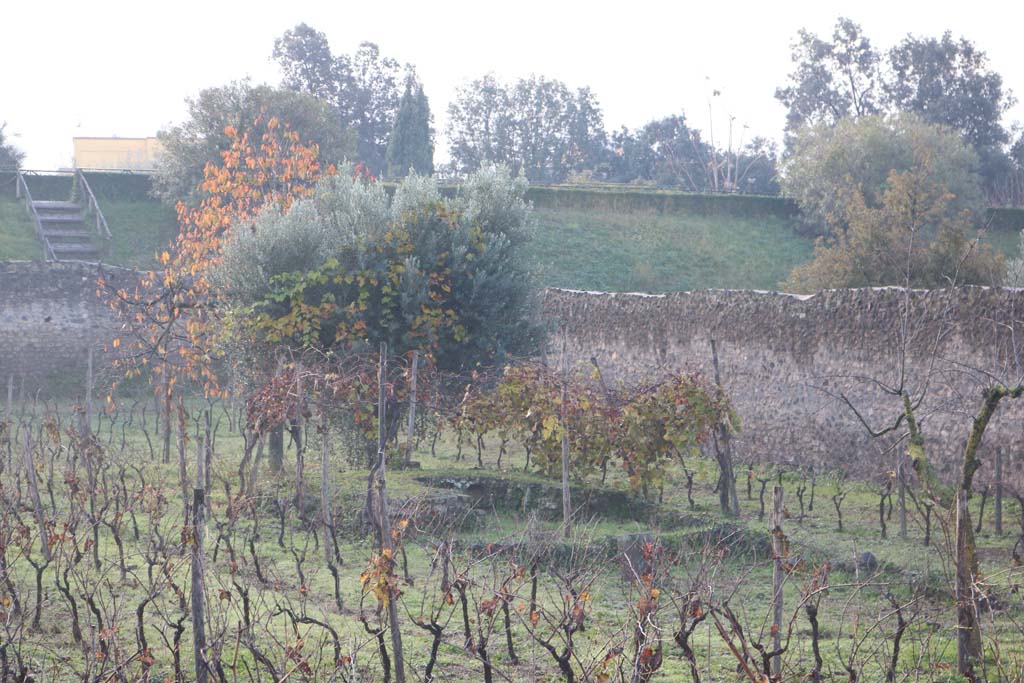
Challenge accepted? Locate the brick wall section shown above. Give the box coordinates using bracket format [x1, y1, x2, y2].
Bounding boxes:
[0, 260, 139, 392]
[542, 287, 1024, 486]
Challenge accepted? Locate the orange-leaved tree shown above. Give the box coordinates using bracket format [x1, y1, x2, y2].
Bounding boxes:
[102, 115, 331, 461]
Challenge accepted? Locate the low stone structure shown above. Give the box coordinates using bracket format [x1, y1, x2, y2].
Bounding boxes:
[0, 260, 137, 394]
[542, 287, 1024, 485]
[2, 260, 1023, 486]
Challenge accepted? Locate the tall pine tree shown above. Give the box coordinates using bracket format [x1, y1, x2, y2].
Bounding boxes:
[386, 81, 434, 177]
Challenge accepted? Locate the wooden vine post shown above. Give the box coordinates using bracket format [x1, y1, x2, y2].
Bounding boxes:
[404, 350, 418, 465]
[191, 425, 208, 683]
[995, 447, 1004, 535]
[560, 329, 572, 539]
[771, 485, 785, 678]
[372, 343, 406, 683]
[320, 406, 333, 564]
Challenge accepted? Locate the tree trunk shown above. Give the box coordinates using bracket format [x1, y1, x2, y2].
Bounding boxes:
[710, 339, 739, 516]
[269, 425, 284, 473]
[23, 431, 51, 562]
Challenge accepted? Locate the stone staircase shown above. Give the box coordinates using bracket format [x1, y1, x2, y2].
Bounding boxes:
[15, 170, 110, 261]
[33, 200, 99, 260]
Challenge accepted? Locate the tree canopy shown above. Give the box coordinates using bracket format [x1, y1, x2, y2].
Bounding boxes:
[273, 24, 412, 176]
[775, 18, 883, 137]
[385, 80, 434, 178]
[781, 114, 984, 235]
[605, 115, 779, 194]
[446, 74, 606, 183]
[152, 81, 352, 206]
[214, 166, 542, 374]
[784, 151, 1003, 292]
[0, 123, 24, 170]
[776, 18, 1016, 198]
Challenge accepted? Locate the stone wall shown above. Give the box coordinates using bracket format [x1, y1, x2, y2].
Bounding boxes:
[4, 260, 1024, 485]
[542, 287, 1024, 486]
[0, 260, 137, 393]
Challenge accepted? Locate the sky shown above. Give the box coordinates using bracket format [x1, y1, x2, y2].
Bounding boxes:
[4, 0, 1024, 169]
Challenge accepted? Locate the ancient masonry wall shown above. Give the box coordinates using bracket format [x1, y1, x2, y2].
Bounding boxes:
[3, 260, 1024, 485]
[542, 287, 1024, 485]
[0, 260, 138, 394]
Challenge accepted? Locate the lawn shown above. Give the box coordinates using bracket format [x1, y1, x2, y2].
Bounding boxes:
[1, 193, 1021, 295]
[0, 198, 42, 260]
[526, 206, 815, 292]
[97, 198, 179, 268]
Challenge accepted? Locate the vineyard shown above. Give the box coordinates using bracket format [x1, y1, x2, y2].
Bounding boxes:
[3, 350, 1024, 683]
[2, 124, 1024, 683]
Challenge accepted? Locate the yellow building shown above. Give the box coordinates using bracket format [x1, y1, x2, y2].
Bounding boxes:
[72, 137, 164, 171]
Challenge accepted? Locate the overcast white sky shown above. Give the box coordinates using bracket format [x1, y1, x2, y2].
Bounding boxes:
[4, 0, 1024, 169]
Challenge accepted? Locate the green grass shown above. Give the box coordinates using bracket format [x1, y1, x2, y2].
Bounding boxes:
[1, 193, 1021, 294]
[97, 199, 178, 268]
[526, 207, 815, 292]
[0, 198, 43, 260]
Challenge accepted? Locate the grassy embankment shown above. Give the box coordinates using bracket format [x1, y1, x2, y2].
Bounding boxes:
[2, 192, 1021, 291]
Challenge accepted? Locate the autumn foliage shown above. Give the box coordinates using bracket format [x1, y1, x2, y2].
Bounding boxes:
[455, 362, 734, 496]
[103, 115, 332, 399]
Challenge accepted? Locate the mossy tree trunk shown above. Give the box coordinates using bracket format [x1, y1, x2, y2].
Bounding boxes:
[906, 386, 1024, 678]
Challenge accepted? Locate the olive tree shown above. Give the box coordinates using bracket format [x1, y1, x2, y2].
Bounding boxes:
[213, 165, 542, 374]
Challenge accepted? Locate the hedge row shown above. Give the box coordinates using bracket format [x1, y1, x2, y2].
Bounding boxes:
[0, 171, 155, 202]
[2, 170, 1022, 232]
[524, 185, 801, 219]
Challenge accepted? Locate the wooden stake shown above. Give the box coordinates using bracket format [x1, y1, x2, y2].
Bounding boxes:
[404, 350, 418, 465]
[560, 329, 572, 539]
[771, 485, 785, 678]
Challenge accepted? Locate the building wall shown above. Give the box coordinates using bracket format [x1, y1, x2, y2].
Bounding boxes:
[73, 137, 164, 171]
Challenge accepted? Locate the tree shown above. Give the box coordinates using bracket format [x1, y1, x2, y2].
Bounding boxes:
[784, 157, 1004, 292]
[214, 165, 542, 374]
[777, 20, 1017, 200]
[0, 123, 24, 170]
[775, 17, 883, 138]
[273, 24, 411, 176]
[885, 32, 1013, 160]
[152, 81, 352, 206]
[446, 74, 607, 182]
[104, 117, 329, 456]
[780, 114, 985, 235]
[604, 114, 779, 194]
[607, 115, 708, 188]
[385, 81, 434, 178]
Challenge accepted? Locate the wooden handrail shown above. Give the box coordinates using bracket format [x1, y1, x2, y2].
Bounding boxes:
[75, 169, 112, 240]
[15, 171, 56, 260]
